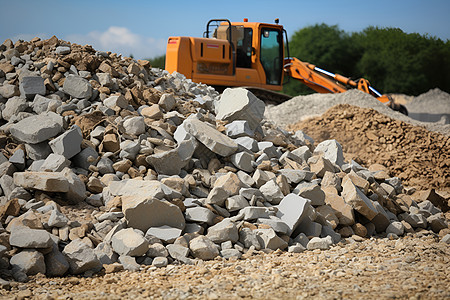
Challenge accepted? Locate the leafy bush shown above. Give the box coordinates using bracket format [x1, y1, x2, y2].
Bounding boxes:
[146, 55, 166, 69]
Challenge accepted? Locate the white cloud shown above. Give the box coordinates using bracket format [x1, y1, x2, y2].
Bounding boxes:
[66, 26, 167, 59]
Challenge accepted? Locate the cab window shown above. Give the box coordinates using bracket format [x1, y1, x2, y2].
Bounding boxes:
[236, 28, 253, 68]
[260, 28, 282, 85]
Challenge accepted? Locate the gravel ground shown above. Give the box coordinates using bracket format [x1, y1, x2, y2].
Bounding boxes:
[264, 90, 450, 136]
[1, 232, 448, 300]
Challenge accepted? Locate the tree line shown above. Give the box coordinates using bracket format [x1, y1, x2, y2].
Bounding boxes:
[148, 24, 450, 96]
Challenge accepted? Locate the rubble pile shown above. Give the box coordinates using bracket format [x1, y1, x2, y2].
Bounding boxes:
[287, 104, 450, 191]
[0, 37, 449, 282]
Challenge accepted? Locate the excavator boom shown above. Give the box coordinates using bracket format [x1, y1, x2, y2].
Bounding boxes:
[283, 57, 391, 104]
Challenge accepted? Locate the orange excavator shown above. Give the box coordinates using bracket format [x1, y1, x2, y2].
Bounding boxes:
[165, 18, 407, 114]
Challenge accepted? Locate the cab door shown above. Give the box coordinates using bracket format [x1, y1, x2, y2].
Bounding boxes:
[260, 28, 283, 85]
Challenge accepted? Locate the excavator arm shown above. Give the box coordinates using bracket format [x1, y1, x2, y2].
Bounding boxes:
[283, 57, 407, 113]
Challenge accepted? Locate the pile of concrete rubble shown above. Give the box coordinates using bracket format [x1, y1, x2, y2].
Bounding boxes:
[0, 37, 448, 281]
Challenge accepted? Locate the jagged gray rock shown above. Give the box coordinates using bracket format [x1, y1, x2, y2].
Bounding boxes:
[9, 112, 63, 144]
[183, 118, 238, 156]
[63, 75, 92, 99]
[62, 239, 102, 275]
[111, 228, 149, 257]
[216, 88, 265, 130]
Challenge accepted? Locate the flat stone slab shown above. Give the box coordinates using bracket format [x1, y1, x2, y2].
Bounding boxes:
[145, 226, 182, 243]
[9, 113, 63, 144]
[108, 178, 182, 201]
[183, 118, 238, 157]
[9, 227, 53, 249]
[13, 172, 69, 192]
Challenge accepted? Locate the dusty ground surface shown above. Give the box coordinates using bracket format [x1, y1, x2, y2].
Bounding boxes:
[287, 104, 450, 193]
[1, 232, 449, 300]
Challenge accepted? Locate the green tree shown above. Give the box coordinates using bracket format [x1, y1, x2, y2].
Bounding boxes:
[283, 24, 450, 96]
[146, 55, 166, 69]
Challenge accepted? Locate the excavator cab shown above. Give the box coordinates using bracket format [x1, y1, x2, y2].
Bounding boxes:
[165, 18, 286, 92]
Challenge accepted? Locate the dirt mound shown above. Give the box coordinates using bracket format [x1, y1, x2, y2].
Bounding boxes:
[405, 88, 450, 124]
[265, 89, 450, 135]
[288, 104, 450, 192]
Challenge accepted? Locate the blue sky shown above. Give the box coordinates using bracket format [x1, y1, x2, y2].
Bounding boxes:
[1, 0, 449, 59]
